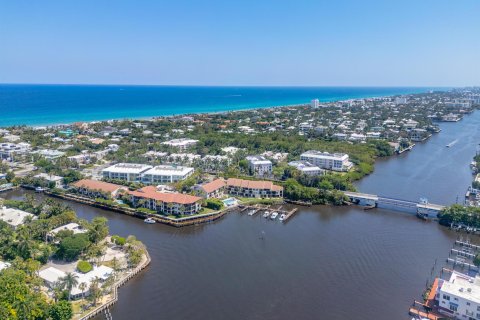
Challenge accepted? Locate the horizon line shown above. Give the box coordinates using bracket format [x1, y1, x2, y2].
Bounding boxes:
[0, 82, 462, 88]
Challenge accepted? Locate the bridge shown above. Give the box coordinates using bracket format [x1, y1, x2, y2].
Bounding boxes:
[344, 191, 446, 218]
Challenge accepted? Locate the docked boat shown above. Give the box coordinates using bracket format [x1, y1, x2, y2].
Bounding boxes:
[263, 211, 271, 218]
[248, 210, 256, 216]
[270, 212, 278, 219]
[279, 214, 286, 222]
[144, 217, 156, 224]
[35, 187, 46, 193]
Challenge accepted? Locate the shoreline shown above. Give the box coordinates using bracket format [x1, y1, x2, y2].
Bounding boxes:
[0, 86, 441, 128]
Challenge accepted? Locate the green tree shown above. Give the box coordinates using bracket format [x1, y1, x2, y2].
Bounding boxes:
[87, 217, 109, 243]
[48, 300, 73, 320]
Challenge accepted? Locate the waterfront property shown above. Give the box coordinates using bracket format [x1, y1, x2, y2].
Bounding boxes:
[300, 150, 353, 172]
[225, 178, 283, 198]
[72, 179, 128, 199]
[46, 222, 87, 241]
[102, 163, 153, 182]
[33, 173, 64, 188]
[129, 186, 202, 215]
[194, 179, 226, 199]
[436, 271, 480, 318]
[39, 265, 114, 300]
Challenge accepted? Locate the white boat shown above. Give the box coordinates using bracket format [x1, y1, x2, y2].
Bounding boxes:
[263, 211, 270, 218]
[248, 210, 256, 216]
[446, 139, 458, 147]
[279, 214, 286, 222]
[35, 187, 46, 193]
[270, 212, 278, 219]
[144, 217, 156, 224]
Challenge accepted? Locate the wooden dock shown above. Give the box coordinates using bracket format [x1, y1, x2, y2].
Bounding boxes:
[455, 240, 480, 250]
[446, 258, 479, 271]
[282, 208, 298, 222]
[450, 248, 476, 259]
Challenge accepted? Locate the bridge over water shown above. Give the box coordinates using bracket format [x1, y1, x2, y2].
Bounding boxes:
[344, 191, 446, 218]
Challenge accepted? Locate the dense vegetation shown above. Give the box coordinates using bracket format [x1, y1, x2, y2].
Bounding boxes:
[438, 204, 480, 227]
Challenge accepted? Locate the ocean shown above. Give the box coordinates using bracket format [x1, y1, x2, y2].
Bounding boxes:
[0, 85, 443, 127]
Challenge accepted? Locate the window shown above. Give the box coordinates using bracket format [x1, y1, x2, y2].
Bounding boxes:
[449, 303, 458, 312]
[443, 294, 450, 301]
[467, 302, 471, 306]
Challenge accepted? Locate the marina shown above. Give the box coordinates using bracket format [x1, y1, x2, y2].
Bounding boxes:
[238, 204, 299, 222]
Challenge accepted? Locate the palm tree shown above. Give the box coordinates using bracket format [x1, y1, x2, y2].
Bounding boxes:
[78, 282, 87, 300]
[60, 272, 79, 301]
[52, 281, 65, 303]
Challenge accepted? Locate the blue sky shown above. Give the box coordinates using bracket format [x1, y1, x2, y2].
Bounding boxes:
[0, 0, 479, 86]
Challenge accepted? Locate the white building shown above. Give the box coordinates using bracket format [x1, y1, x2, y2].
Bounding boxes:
[0, 142, 31, 161]
[0, 206, 36, 228]
[33, 149, 66, 160]
[39, 265, 114, 300]
[161, 138, 198, 150]
[311, 99, 320, 108]
[288, 161, 324, 176]
[33, 173, 64, 188]
[141, 165, 194, 184]
[300, 151, 353, 172]
[395, 97, 408, 105]
[246, 155, 272, 177]
[437, 271, 480, 319]
[47, 223, 87, 241]
[102, 163, 153, 182]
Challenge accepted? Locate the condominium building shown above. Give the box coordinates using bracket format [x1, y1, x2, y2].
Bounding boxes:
[300, 150, 353, 172]
[288, 161, 325, 176]
[436, 271, 480, 319]
[246, 155, 272, 177]
[225, 178, 283, 198]
[311, 99, 320, 108]
[194, 179, 226, 199]
[129, 186, 202, 215]
[72, 179, 128, 199]
[161, 138, 198, 150]
[141, 165, 194, 184]
[102, 163, 153, 182]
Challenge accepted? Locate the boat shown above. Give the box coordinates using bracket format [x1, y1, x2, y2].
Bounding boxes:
[270, 212, 278, 219]
[144, 217, 156, 224]
[263, 211, 271, 218]
[248, 210, 256, 216]
[279, 214, 286, 222]
[35, 187, 46, 193]
[446, 139, 458, 147]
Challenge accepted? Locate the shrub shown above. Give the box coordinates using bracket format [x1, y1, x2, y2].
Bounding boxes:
[77, 260, 93, 273]
[111, 235, 126, 246]
[205, 198, 224, 210]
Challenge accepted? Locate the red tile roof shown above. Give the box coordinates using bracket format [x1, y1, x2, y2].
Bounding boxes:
[72, 179, 126, 194]
[201, 179, 226, 193]
[226, 178, 283, 192]
[129, 186, 202, 205]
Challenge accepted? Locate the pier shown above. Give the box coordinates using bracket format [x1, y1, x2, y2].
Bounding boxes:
[344, 191, 445, 218]
[238, 204, 298, 222]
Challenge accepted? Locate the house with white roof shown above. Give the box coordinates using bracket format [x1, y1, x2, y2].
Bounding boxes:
[161, 138, 198, 150]
[0, 206, 36, 228]
[288, 161, 325, 176]
[102, 163, 153, 182]
[141, 165, 194, 184]
[300, 151, 353, 172]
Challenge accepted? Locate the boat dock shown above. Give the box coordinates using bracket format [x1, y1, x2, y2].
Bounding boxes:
[238, 204, 299, 222]
[344, 191, 445, 218]
[455, 239, 480, 250]
[450, 248, 476, 259]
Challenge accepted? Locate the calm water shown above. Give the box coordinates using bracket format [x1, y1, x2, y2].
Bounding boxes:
[4, 113, 480, 320]
[0, 85, 439, 126]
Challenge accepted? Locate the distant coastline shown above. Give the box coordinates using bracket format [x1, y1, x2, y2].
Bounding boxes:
[0, 85, 447, 127]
